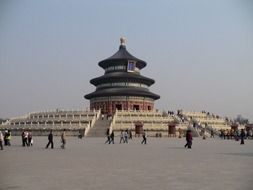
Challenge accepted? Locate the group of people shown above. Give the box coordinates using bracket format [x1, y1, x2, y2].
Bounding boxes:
[105, 129, 148, 145]
[21, 131, 33, 147]
[0, 129, 66, 150]
[0, 130, 11, 150]
[105, 129, 135, 144]
[119, 129, 132, 144]
[45, 129, 66, 149]
[1, 127, 251, 151]
[219, 128, 251, 144]
[105, 128, 115, 144]
[101, 113, 113, 120]
[186, 127, 250, 148]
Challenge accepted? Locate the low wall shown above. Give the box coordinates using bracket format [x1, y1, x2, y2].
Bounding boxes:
[6, 129, 84, 136]
[113, 129, 187, 137]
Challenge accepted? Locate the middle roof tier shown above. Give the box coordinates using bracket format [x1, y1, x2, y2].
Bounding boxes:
[90, 72, 155, 86]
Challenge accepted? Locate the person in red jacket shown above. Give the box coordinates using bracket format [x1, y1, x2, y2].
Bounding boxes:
[184, 130, 193, 149]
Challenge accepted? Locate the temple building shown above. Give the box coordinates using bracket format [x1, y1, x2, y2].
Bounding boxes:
[0, 38, 245, 137]
[85, 38, 160, 114]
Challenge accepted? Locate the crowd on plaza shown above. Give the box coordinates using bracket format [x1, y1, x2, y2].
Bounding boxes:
[0, 129, 67, 150]
[0, 130, 11, 149]
[0, 126, 252, 151]
[219, 128, 252, 140]
[0, 127, 149, 150]
[104, 128, 148, 145]
[21, 131, 33, 147]
[219, 128, 252, 145]
[45, 129, 66, 149]
[105, 128, 135, 144]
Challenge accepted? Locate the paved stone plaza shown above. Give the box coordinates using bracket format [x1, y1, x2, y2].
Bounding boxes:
[0, 136, 252, 190]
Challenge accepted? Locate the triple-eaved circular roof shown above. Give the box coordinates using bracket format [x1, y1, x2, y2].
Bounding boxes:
[85, 40, 160, 101]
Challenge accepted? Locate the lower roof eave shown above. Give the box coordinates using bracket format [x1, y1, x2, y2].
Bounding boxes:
[84, 93, 160, 100]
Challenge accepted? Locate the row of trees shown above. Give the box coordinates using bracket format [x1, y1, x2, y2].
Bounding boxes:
[0, 118, 8, 124]
[234, 115, 249, 125]
[162, 111, 250, 125]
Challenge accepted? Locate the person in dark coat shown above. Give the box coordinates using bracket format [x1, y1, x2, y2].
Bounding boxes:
[105, 128, 111, 144]
[240, 129, 246, 145]
[129, 130, 132, 140]
[210, 129, 214, 138]
[141, 130, 147, 144]
[109, 130, 114, 144]
[4, 130, 8, 146]
[45, 130, 54, 149]
[21, 131, 25, 146]
[184, 130, 193, 149]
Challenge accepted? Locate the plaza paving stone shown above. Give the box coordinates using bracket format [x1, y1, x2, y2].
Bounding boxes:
[0, 136, 252, 190]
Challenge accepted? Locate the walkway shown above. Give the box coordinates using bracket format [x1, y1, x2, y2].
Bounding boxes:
[0, 137, 252, 190]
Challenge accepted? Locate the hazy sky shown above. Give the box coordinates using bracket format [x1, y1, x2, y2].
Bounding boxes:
[0, 0, 253, 121]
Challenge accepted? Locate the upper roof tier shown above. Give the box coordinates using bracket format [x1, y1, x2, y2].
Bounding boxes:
[98, 40, 147, 69]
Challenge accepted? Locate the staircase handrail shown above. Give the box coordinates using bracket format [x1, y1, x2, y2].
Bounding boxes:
[90, 109, 100, 128]
[205, 125, 220, 136]
[84, 110, 99, 136]
[109, 110, 117, 134]
[84, 123, 90, 136]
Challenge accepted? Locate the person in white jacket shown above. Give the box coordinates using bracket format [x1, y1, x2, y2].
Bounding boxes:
[0, 131, 4, 150]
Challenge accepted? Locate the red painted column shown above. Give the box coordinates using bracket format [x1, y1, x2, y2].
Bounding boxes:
[168, 122, 177, 137]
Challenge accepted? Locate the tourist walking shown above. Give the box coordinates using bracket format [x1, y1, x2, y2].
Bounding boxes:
[61, 129, 66, 149]
[220, 129, 225, 139]
[105, 128, 111, 144]
[22, 131, 28, 146]
[248, 129, 252, 139]
[129, 130, 132, 140]
[184, 130, 193, 149]
[141, 130, 147, 144]
[21, 131, 26, 146]
[28, 132, 33, 146]
[4, 130, 11, 146]
[240, 129, 245, 145]
[0, 131, 4, 150]
[124, 130, 128, 143]
[210, 129, 214, 138]
[45, 130, 54, 149]
[4, 130, 8, 146]
[78, 129, 84, 139]
[178, 128, 182, 138]
[109, 130, 114, 144]
[119, 130, 125, 143]
[202, 128, 206, 140]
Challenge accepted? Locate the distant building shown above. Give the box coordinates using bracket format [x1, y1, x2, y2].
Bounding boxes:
[85, 38, 160, 114]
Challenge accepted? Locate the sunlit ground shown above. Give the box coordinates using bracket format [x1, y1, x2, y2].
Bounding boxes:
[0, 136, 252, 190]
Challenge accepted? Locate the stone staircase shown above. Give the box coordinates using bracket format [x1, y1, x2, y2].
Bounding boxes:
[86, 116, 111, 137]
[187, 125, 200, 137]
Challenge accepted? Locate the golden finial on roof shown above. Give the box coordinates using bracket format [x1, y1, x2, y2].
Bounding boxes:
[120, 37, 126, 46]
